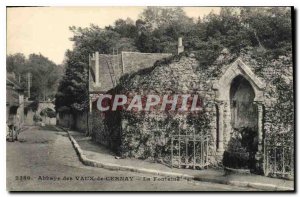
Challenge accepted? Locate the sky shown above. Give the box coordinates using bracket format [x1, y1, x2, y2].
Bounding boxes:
[7, 7, 220, 65]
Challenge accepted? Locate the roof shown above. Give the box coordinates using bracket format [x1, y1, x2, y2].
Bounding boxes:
[121, 52, 172, 74]
[89, 51, 172, 93]
[6, 72, 22, 90]
[6, 72, 23, 107]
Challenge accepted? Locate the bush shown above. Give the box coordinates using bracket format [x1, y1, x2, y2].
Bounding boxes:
[223, 139, 249, 169]
[222, 127, 257, 169]
[33, 114, 42, 123]
[40, 108, 56, 118]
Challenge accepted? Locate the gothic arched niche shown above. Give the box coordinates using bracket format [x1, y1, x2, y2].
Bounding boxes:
[230, 75, 258, 130]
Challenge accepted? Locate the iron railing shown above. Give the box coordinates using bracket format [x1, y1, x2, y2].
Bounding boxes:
[171, 134, 209, 169]
[264, 137, 294, 178]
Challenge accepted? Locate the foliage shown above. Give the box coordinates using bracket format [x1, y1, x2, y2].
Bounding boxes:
[186, 111, 211, 136]
[223, 127, 257, 169]
[240, 51, 294, 137]
[57, 6, 292, 131]
[264, 64, 294, 139]
[26, 100, 39, 112]
[6, 53, 27, 74]
[40, 108, 56, 118]
[136, 7, 291, 67]
[135, 7, 194, 53]
[33, 114, 42, 123]
[240, 7, 292, 55]
[55, 49, 88, 112]
[6, 53, 63, 100]
[271, 76, 294, 127]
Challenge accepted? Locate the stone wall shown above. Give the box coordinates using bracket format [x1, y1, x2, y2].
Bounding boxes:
[57, 112, 74, 128]
[41, 116, 57, 125]
[240, 53, 294, 138]
[74, 112, 88, 132]
[24, 110, 34, 125]
[89, 108, 121, 152]
[91, 51, 294, 166]
[57, 111, 89, 132]
[105, 55, 218, 162]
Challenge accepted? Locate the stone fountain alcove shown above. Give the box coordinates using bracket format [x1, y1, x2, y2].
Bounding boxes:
[212, 58, 266, 170]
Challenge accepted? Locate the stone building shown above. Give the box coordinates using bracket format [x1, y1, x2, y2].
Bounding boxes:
[6, 72, 25, 131]
[88, 39, 294, 174]
[24, 100, 57, 126]
[88, 49, 172, 146]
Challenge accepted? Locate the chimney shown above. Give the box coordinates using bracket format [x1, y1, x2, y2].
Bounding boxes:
[177, 37, 184, 55]
[95, 51, 100, 86]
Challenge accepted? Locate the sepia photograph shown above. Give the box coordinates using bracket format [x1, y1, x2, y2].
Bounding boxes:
[6, 6, 295, 191]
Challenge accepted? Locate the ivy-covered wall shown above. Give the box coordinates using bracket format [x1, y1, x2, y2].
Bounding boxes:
[91, 54, 219, 163]
[90, 50, 294, 166]
[89, 108, 122, 152]
[239, 51, 294, 139]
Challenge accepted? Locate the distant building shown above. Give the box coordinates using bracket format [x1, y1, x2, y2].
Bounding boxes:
[6, 72, 25, 130]
[24, 100, 57, 126]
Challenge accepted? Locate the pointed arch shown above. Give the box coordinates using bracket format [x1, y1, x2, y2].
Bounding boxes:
[213, 58, 266, 102]
[213, 58, 266, 159]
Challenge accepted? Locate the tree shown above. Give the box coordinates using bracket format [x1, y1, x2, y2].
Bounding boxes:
[26, 54, 62, 100]
[240, 7, 292, 57]
[55, 49, 88, 112]
[69, 25, 133, 55]
[56, 6, 292, 112]
[134, 7, 195, 53]
[6, 53, 62, 100]
[6, 53, 26, 73]
[56, 23, 140, 113]
[114, 18, 138, 39]
[139, 7, 193, 32]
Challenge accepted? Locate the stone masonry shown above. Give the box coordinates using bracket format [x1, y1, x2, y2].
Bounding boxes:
[89, 47, 294, 173]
